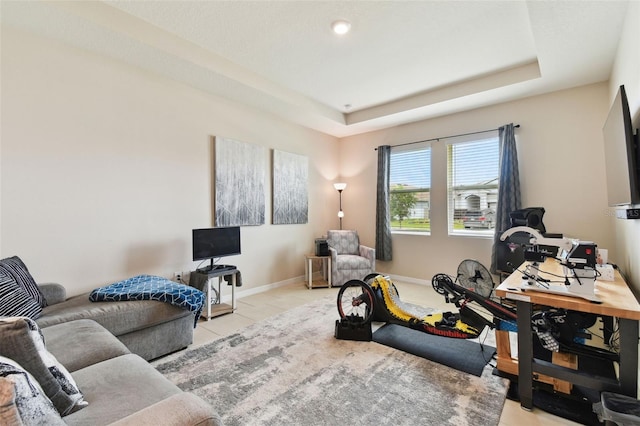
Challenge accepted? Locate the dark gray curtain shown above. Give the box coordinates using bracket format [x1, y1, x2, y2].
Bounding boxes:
[490, 123, 521, 274]
[375, 145, 392, 261]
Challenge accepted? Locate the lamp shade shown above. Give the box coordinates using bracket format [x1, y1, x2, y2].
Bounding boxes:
[333, 183, 347, 191]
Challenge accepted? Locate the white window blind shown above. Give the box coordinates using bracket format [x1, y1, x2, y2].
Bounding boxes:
[447, 134, 499, 235]
[389, 143, 431, 233]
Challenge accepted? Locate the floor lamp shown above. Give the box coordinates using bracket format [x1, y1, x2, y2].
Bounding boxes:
[334, 183, 347, 229]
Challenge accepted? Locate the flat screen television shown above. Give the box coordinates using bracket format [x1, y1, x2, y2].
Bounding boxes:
[603, 84, 640, 206]
[192, 227, 241, 270]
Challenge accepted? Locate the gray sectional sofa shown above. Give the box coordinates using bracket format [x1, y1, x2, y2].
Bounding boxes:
[0, 256, 220, 425]
[36, 282, 195, 361]
[4, 317, 221, 425]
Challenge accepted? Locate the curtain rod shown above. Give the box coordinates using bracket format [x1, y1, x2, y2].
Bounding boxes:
[374, 124, 520, 150]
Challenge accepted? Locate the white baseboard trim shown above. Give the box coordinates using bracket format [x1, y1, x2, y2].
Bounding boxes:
[219, 275, 304, 304]
[218, 273, 431, 304]
[376, 273, 430, 287]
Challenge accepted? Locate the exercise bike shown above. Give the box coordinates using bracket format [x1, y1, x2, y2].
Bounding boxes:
[337, 261, 517, 339]
[336, 260, 619, 362]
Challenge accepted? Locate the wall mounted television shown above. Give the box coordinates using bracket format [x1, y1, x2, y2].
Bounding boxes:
[603, 84, 640, 207]
[192, 226, 241, 271]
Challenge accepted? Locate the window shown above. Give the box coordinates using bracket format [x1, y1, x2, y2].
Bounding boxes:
[389, 143, 431, 233]
[447, 135, 499, 234]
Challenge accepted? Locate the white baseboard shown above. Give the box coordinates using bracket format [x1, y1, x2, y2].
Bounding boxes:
[219, 275, 304, 304]
[218, 273, 430, 304]
[376, 273, 430, 287]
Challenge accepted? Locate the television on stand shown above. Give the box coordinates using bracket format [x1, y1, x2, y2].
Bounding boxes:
[192, 226, 241, 272]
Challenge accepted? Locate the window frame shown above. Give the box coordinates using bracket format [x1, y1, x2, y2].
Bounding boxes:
[446, 133, 500, 238]
[389, 142, 432, 235]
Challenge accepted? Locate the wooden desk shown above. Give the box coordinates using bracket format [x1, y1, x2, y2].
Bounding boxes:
[495, 259, 640, 410]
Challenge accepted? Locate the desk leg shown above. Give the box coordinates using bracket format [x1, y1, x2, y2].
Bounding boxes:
[619, 318, 639, 397]
[327, 257, 332, 287]
[307, 258, 312, 289]
[516, 300, 534, 410]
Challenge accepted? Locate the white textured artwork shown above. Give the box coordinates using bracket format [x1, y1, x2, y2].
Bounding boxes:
[272, 150, 308, 225]
[214, 137, 266, 226]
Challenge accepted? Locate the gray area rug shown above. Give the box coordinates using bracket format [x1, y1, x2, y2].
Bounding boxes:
[153, 295, 508, 426]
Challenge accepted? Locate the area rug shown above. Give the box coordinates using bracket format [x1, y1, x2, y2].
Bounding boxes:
[372, 323, 496, 377]
[153, 295, 508, 426]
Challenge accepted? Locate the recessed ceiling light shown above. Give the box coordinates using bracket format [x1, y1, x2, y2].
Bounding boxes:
[332, 20, 351, 35]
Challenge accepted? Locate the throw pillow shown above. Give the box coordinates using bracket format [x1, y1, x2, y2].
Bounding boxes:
[0, 317, 88, 416]
[0, 256, 46, 308]
[0, 377, 21, 426]
[0, 268, 42, 319]
[0, 356, 65, 426]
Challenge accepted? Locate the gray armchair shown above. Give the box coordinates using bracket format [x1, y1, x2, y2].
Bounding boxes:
[326, 230, 375, 288]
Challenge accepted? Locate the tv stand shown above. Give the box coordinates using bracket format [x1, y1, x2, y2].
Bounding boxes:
[197, 264, 235, 273]
[189, 266, 238, 320]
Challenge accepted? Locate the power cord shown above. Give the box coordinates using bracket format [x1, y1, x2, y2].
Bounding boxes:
[507, 262, 550, 288]
[478, 328, 497, 369]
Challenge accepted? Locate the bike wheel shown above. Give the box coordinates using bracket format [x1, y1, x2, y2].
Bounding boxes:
[337, 279, 375, 323]
[363, 273, 381, 284]
[432, 273, 453, 295]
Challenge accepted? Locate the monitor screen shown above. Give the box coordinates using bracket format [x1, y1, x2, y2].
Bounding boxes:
[192, 227, 241, 261]
[603, 85, 639, 206]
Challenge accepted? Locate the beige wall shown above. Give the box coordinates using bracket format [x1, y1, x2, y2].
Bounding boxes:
[0, 28, 339, 296]
[2, 4, 638, 299]
[339, 83, 615, 283]
[609, 0, 640, 295]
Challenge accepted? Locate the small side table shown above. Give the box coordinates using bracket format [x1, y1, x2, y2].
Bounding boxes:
[189, 267, 238, 320]
[304, 254, 331, 289]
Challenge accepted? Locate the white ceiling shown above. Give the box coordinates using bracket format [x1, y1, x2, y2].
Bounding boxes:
[0, 1, 630, 137]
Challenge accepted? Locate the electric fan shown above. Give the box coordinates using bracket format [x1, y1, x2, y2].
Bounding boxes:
[456, 259, 495, 298]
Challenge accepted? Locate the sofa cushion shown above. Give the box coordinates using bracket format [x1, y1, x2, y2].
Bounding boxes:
[109, 393, 223, 426]
[0, 356, 65, 426]
[41, 319, 130, 372]
[0, 268, 42, 319]
[0, 317, 87, 416]
[37, 293, 192, 336]
[65, 354, 182, 425]
[0, 256, 46, 308]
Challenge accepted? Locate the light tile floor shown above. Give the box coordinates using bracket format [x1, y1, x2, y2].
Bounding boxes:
[191, 280, 581, 426]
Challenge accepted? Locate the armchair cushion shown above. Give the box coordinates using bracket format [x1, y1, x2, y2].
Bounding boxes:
[334, 254, 371, 271]
[326, 230, 360, 255]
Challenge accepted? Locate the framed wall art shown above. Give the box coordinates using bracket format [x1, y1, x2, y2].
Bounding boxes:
[214, 136, 266, 226]
[272, 149, 308, 225]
